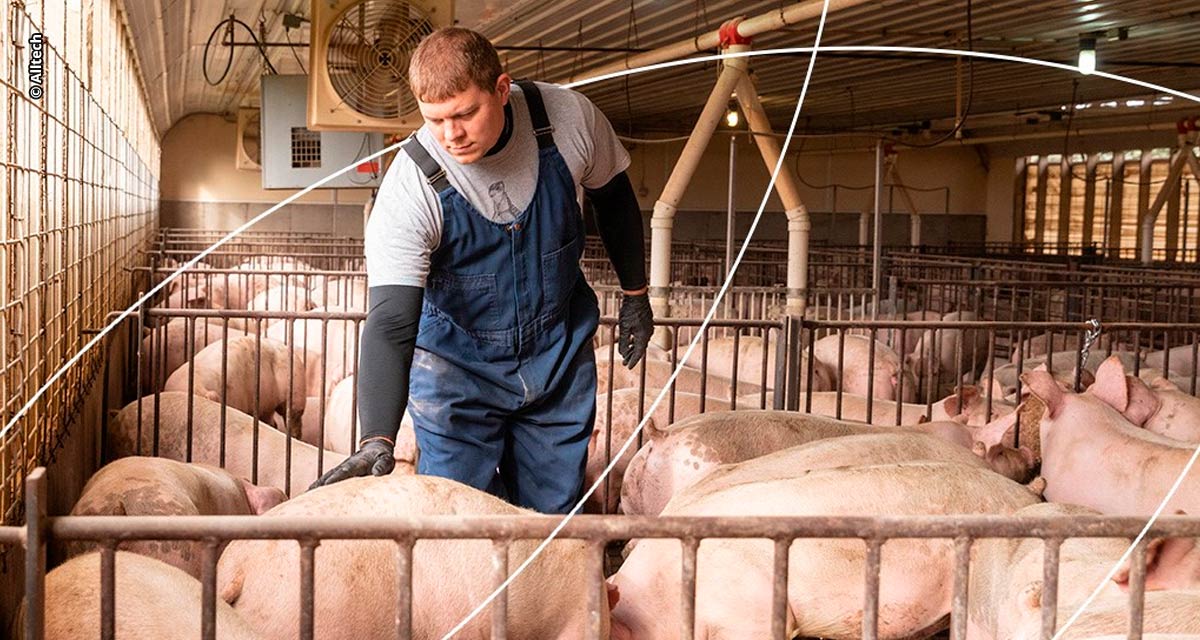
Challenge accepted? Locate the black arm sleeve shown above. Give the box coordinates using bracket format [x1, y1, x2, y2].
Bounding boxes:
[356, 285, 423, 445]
[585, 170, 647, 291]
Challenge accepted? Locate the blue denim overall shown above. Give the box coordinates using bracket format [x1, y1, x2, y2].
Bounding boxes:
[401, 82, 599, 514]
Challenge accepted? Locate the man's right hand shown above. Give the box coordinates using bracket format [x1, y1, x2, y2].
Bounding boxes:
[308, 439, 396, 490]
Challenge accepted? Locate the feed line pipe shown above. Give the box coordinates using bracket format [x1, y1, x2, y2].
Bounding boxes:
[1141, 125, 1200, 264]
[1137, 130, 1195, 262]
[735, 74, 811, 318]
[566, 0, 875, 85]
[647, 42, 749, 349]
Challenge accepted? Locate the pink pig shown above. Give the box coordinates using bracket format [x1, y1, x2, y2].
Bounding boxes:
[1023, 363, 1200, 516]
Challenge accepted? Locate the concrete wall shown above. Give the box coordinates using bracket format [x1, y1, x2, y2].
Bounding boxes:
[625, 135, 990, 216]
[164, 112, 1180, 247]
[621, 134, 989, 245]
[159, 113, 374, 237]
[160, 114, 994, 243]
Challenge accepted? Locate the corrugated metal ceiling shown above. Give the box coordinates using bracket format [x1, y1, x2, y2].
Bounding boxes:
[119, 0, 1200, 141]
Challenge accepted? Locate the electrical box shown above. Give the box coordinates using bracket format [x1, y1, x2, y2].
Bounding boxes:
[260, 74, 385, 190]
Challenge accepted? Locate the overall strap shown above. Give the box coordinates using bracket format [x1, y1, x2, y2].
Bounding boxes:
[400, 134, 450, 192]
[515, 81, 554, 149]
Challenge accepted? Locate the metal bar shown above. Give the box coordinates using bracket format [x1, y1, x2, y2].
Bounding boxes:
[201, 541, 220, 640]
[299, 540, 318, 640]
[950, 536, 971, 640]
[680, 537, 699, 640]
[586, 540, 605, 640]
[726, 134, 736, 279]
[100, 543, 116, 640]
[1041, 538, 1062, 640]
[872, 140, 883, 305]
[772, 538, 791, 640]
[25, 468, 46, 640]
[862, 539, 883, 640]
[1127, 541, 1148, 640]
[47, 512, 1200, 542]
[395, 538, 414, 640]
[492, 540, 510, 639]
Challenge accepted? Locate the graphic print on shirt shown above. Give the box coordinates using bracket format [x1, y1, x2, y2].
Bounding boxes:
[488, 181, 520, 221]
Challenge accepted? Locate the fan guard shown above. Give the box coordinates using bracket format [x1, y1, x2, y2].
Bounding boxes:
[324, 0, 434, 119]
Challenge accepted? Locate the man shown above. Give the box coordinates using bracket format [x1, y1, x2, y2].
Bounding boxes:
[310, 27, 654, 515]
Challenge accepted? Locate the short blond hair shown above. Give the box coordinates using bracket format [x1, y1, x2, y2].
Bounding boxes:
[408, 28, 503, 102]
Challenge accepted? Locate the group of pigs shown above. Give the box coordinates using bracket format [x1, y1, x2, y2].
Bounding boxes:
[140, 258, 385, 462]
[26, 272, 1200, 640]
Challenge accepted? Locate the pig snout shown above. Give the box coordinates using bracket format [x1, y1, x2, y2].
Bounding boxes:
[982, 444, 1038, 483]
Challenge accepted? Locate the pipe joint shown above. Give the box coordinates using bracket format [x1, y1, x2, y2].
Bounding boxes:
[785, 205, 811, 228]
[651, 201, 678, 226]
[718, 18, 752, 47]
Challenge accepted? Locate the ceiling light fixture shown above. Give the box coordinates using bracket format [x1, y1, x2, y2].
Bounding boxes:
[725, 105, 739, 127]
[1078, 36, 1097, 75]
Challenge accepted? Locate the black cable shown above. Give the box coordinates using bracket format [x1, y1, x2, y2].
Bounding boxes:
[203, 17, 235, 85]
[346, 133, 380, 186]
[284, 25, 307, 75]
[893, 0, 973, 149]
[203, 15, 278, 86]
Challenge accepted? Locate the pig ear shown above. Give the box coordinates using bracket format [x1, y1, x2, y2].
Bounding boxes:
[1122, 376, 1162, 427]
[1150, 376, 1181, 391]
[976, 411, 1017, 448]
[1144, 537, 1199, 591]
[1019, 371, 1064, 419]
[1113, 537, 1172, 591]
[904, 353, 922, 374]
[1113, 511, 1195, 591]
[1090, 356, 1130, 411]
[942, 386, 981, 417]
[985, 444, 1036, 483]
[239, 478, 286, 515]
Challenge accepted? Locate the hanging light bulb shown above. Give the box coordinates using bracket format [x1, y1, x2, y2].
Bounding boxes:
[1078, 36, 1097, 75]
[725, 105, 739, 127]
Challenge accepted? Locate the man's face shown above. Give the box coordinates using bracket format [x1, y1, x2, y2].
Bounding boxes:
[418, 74, 511, 164]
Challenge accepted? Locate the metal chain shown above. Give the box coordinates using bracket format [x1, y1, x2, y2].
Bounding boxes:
[1079, 318, 1102, 367]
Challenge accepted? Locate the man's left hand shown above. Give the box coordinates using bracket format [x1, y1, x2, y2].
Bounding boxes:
[617, 292, 654, 368]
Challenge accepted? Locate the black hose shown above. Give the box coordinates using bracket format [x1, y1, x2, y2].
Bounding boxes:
[203, 14, 279, 86]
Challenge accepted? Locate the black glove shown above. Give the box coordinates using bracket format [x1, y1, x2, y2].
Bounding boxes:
[617, 292, 654, 369]
[308, 439, 395, 490]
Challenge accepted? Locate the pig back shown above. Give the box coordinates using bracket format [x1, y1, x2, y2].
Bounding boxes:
[31, 551, 263, 640]
[614, 462, 1039, 640]
[109, 393, 345, 496]
[217, 475, 604, 640]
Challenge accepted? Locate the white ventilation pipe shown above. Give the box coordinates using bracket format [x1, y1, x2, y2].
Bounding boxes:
[648, 43, 749, 348]
[735, 75, 810, 317]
